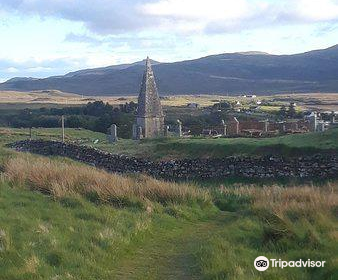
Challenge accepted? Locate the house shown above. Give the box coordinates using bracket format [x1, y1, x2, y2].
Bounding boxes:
[187, 103, 199, 108]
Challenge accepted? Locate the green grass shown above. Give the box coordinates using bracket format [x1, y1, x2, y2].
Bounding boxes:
[97, 128, 338, 160]
[0, 128, 337, 279]
[196, 187, 338, 280]
[0, 177, 336, 279]
[147, 129, 338, 159]
[0, 183, 150, 279]
[0, 127, 107, 145]
[1, 127, 337, 160]
[0, 181, 215, 279]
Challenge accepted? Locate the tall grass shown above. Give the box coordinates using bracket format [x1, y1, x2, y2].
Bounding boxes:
[4, 156, 210, 208]
[216, 183, 338, 245]
[219, 183, 337, 214]
[199, 183, 338, 279]
[1, 152, 337, 279]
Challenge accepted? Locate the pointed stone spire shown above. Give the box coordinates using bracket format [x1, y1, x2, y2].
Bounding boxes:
[137, 57, 164, 118]
[135, 57, 164, 138]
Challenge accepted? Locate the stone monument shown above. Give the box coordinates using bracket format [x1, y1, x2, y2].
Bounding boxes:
[164, 125, 169, 137]
[221, 120, 227, 136]
[331, 111, 336, 124]
[233, 117, 240, 135]
[263, 119, 269, 133]
[308, 112, 318, 132]
[134, 57, 164, 138]
[177, 120, 183, 137]
[107, 124, 118, 143]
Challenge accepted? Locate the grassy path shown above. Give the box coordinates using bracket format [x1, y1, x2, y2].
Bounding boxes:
[112, 214, 228, 280]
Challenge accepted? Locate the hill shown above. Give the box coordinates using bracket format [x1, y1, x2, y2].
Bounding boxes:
[2, 45, 338, 95]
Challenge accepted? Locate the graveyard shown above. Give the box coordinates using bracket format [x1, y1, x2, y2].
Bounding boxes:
[1, 126, 337, 159]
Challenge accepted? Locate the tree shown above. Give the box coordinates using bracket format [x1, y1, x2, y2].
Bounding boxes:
[278, 105, 287, 119]
[288, 103, 297, 118]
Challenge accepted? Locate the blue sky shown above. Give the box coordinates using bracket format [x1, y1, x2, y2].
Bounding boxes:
[1, 0, 338, 82]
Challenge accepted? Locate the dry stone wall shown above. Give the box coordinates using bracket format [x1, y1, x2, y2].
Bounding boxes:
[7, 140, 338, 180]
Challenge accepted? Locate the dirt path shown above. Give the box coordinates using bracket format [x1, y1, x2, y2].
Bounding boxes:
[112, 214, 230, 280]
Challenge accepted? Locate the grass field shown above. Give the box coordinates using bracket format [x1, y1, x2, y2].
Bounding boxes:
[0, 127, 337, 279]
[134, 128, 338, 159]
[0, 148, 337, 279]
[1, 126, 336, 160]
[1, 91, 337, 112]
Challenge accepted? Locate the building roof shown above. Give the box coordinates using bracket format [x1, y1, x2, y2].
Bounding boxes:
[137, 57, 164, 118]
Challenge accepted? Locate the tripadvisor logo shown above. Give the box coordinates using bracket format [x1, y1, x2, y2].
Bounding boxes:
[254, 256, 269, 271]
[254, 256, 326, 271]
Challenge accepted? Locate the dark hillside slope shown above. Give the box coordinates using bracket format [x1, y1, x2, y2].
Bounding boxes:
[1, 45, 338, 95]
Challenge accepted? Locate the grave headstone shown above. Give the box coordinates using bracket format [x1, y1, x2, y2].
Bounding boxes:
[108, 124, 118, 143]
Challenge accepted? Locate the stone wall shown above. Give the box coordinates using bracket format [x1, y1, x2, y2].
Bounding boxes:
[7, 140, 338, 180]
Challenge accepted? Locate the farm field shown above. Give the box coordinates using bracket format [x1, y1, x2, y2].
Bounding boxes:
[1, 91, 337, 112]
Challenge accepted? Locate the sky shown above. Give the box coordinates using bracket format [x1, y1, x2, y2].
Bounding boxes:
[1, 0, 338, 82]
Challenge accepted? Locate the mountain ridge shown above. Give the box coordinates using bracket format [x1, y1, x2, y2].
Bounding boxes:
[1, 45, 338, 96]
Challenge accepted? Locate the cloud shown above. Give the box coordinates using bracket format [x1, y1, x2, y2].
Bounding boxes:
[0, 50, 140, 81]
[1, 0, 338, 35]
[291, 0, 338, 22]
[64, 33, 103, 45]
[142, 0, 338, 34]
[64, 32, 179, 51]
[5, 67, 19, 73]
[141, 0, 256, 22]
[0, 57, 86, 81]
[314, 23, 338, 36]
[26, 66, 53, 73]
[0, 0, 153, 34]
